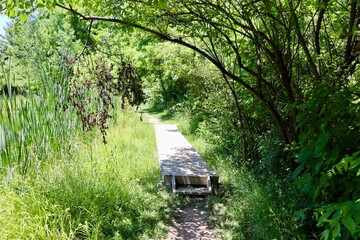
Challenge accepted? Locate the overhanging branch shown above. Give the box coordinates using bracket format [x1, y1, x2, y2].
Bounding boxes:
[55, 2, 294, 143]
[55, 3, 261, 97]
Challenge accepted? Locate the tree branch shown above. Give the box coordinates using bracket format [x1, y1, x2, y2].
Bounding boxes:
[344, 0, 357, 65]
[55, 2, 294, 143]
[314, 0, 329, 56]
[289, 0, 321, 82]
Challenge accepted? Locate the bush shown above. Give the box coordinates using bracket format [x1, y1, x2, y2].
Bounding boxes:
[295, 84, 360, 239]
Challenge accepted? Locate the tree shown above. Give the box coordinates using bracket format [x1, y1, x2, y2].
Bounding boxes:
[4, 0, 359, 145]
[0, 9, 84, 86]
[4, 1, 360, 238]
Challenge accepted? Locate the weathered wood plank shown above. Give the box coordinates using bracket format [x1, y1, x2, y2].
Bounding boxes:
[153, 123, 219, 192]
[174, 186, 212, 195]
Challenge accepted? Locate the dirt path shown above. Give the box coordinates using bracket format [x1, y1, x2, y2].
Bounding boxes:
[163, 198, 218, 240]
[148, 116, 219, 240]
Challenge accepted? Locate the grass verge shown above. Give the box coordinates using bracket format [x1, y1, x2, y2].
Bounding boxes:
[0, 109, 174, 239]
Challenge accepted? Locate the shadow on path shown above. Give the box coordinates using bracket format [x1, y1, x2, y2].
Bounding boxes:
[162, 198, 218, 240]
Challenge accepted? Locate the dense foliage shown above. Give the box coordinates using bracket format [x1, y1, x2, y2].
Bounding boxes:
[2, 0, 360, 239]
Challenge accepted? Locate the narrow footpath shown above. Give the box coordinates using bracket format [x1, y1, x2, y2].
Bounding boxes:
[163, 198, 217, 240]
[148, 117, 218, 240]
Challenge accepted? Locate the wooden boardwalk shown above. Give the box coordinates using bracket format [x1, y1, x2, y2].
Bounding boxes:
[151, 119, 219, 195]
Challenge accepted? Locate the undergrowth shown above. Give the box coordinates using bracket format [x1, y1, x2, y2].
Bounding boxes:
[0, 110, 174, 239]
[211, 162, 304, 240]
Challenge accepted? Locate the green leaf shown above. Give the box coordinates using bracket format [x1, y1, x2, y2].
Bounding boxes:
[353, 151, 360, 157]
[315, 132, 328, 154]
[340, 163, 347, 172]
[349, 157, 360, 170]
[6, 8, 15, 18]
[342, 203, 353, 216]
[298, 147, 313, 163]
[315, 162, 323, 174]
[321, 229, 330, 240]
[317, 209, 335, 226]
[354, 210, 360, 224]
[332, 222, 341, 238]
[342, 215, 356, 234]
[332, 210, 341, 221]
[36, 3, 45, 8]
[19, 13, 27, 23]
[293, 164, 304, 178]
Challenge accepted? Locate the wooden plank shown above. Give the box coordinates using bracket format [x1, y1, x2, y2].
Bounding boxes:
[174, 186, 212, 195]
[152, 122, 219, 195]
[175, 176, 209, 186]
[207, 176, 212, 192]
[172, 175, 177, 197]
[154, 124, 218, 176]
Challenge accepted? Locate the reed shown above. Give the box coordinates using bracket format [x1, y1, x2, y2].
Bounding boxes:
[0, 109, 173, 239]
[0, 64, 78, 176]
[0, 64, 175, 239]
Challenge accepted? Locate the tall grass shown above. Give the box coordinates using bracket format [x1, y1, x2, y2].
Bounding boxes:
[0, 109, 174, 239]
[209, 163, 304, 240]
[1, 65, 174, 239]
[0, 64, 77, 175]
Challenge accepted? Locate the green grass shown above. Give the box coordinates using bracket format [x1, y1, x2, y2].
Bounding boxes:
[0, 109, 174, 239]
[1, 64, 76, 175]
[0, 65, 176, 239]
[210, 164, 304, 240]
[142, 104, 195, 136]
